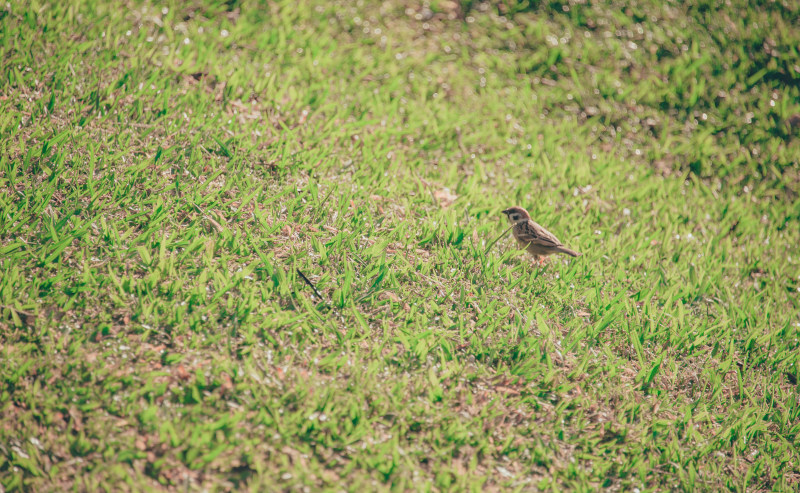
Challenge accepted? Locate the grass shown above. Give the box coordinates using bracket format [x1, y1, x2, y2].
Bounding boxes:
[1, 0, 799, 490]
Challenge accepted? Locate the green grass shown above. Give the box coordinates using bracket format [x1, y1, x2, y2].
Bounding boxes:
[1, 0, 800, 491]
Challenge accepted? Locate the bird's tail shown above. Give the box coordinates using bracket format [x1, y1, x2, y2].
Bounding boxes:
[557, 246, 581, 257]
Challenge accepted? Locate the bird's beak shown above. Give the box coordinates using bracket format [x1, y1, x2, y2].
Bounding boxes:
[501, 209, 511, 215]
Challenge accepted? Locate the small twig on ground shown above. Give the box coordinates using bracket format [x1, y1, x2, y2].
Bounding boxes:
[455, 126, 469, 158]
[296, 269, 325, 302]
[205, 215, 225, 233]
[410, 171, 439, 207]
[311, 185, 337, 223]
[483, 224, 516, 257]
[0, 305, 34, 317]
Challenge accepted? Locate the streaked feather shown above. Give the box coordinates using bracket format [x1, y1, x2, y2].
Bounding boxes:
[513, 220, 563, 249]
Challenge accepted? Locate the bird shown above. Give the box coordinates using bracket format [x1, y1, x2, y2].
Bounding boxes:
[501, 206, 581, 264]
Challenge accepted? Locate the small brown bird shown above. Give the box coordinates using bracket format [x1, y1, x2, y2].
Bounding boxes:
[501, 206, 581, 263]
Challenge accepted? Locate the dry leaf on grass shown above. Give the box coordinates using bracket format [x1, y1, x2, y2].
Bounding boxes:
[379, 292, 401, 303]
[433, 188, 458, 207]
[175, 365, 191, 381]
[220, 372, 234, 393]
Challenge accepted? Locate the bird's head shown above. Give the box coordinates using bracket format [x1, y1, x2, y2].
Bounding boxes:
[501, 206, 531, 224]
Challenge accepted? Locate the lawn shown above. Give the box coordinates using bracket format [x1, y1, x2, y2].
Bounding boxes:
[1, 0, 800, 491]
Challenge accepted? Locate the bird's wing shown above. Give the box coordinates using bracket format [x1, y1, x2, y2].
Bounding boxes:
[515, 220, 563, 248]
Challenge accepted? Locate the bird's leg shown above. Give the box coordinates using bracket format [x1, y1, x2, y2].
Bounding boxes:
[537, 256, 549, 266]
